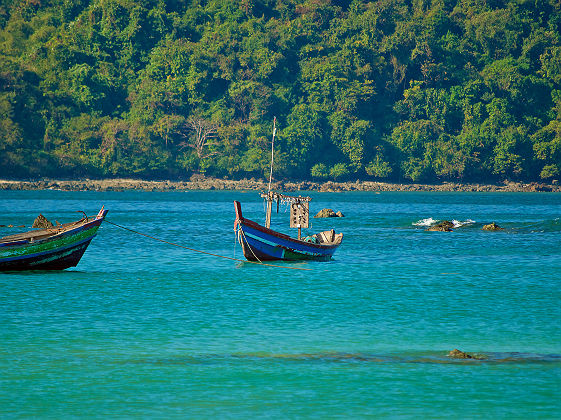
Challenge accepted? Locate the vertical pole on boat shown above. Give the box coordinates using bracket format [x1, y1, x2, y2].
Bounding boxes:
[265, 194, 272, 229]
[268, 117, 276, 194]
[298, 225, 302, 240]
[265, 117, 276, 229]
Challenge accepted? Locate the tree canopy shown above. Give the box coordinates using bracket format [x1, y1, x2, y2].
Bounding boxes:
[1, 0, 561, 183]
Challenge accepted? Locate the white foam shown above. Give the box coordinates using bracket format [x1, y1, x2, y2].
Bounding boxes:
[413, 218, 438, 227]
[452, 219, 476, 228]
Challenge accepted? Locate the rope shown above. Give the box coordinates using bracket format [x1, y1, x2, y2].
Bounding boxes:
[233, 226, 237, 260]
[104, 219, 312, 271]
[237, 226, 324, 272]
[238, 227, 265, 264]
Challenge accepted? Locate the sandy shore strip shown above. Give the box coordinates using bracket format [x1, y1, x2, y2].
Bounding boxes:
[1, 178, 560, 192]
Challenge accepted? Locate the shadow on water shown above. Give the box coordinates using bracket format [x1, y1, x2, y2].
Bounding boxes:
[0, 269, 87, 275]
[234, 259, 340, 270]
[121, 351, 561, 366]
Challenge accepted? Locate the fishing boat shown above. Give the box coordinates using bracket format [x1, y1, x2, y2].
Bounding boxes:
[0, 207, 108, 271]
[234, 118, 343, 262]
[234, 198, 342, 261]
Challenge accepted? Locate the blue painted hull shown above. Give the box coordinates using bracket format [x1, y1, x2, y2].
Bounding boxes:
[0, 237, 95, 271]
[234, 201, 340, 262]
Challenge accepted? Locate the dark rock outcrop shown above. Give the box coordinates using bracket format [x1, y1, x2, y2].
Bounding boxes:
[426, 221, 454, 231]
[2, 178, 561, 192]
[482, 222, 504, 231]
[314, 208, 336, 218]
[314, 208, 344, 218]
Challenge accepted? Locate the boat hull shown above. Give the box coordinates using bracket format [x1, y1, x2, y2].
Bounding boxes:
[234, 201, 340, 262]
[0, 210, 107, 271]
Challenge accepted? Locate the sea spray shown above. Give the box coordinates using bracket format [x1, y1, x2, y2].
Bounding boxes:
[413, 218, 439, 227]
[413, 218, 475, 228]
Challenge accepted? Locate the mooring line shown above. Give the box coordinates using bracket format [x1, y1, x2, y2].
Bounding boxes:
[104, 219, 312, 271]
[238, 227, 273, 266]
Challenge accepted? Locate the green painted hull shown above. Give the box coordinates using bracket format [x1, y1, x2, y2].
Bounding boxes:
[0, 209, 107, 271]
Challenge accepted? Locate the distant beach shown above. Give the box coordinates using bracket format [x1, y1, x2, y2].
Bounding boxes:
[0, 178, 560, 193]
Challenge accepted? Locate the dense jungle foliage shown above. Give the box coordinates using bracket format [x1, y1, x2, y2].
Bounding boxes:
[1, 0, 561, 182]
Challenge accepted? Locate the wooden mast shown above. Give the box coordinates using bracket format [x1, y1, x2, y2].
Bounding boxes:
[261, 117, 312, 239]
[265, 195, 272, 229]
[265, 117, 276, 229]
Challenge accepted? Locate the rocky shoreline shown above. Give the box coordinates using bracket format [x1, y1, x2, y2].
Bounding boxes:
[0, 177, 560, 192]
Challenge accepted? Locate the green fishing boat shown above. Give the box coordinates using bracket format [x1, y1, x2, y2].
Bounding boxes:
[0, 207, 107, 271]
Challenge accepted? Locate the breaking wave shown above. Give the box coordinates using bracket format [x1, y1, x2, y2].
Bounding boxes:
[413, 218, 476, 228]
[452, 219, 476, 228]
[411, 217, 561, 232]
[412, 218, 439, 227]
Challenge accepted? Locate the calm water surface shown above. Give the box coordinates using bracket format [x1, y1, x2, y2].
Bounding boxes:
[1, 190, 560, 418]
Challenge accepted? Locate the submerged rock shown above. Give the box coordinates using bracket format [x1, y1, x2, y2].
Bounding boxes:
[447, 349, 473, 359]
[482, 222, 504, 231]
[447, 349, 486, 360]
[426, 220, 454, 231]
[32, 214, 54, 229]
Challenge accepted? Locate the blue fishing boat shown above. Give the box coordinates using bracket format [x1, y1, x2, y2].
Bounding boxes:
[0, 207, 107, 271]
[234, 200, 342, 262]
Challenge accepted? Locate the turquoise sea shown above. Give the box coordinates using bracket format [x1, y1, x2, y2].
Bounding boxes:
[1, 190, 560, 418]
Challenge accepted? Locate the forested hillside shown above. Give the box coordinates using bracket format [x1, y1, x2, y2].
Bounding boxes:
[1, 0, 560, 182]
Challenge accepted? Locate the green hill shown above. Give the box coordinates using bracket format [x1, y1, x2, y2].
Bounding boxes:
[1, 0, 560, 182]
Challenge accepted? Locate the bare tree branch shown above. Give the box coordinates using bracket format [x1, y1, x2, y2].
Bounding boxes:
[178, 117, 220, 159]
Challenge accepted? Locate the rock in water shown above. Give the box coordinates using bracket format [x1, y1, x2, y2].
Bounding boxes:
[336, 211, 345, 217]
[314, 208, 337, 218]
[447, 349, 473, 359]
[447, 349, 487, 360]
[32, 214, 54, 229]
[426, 220, 454, 231]
[482, 222, 504, 231]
